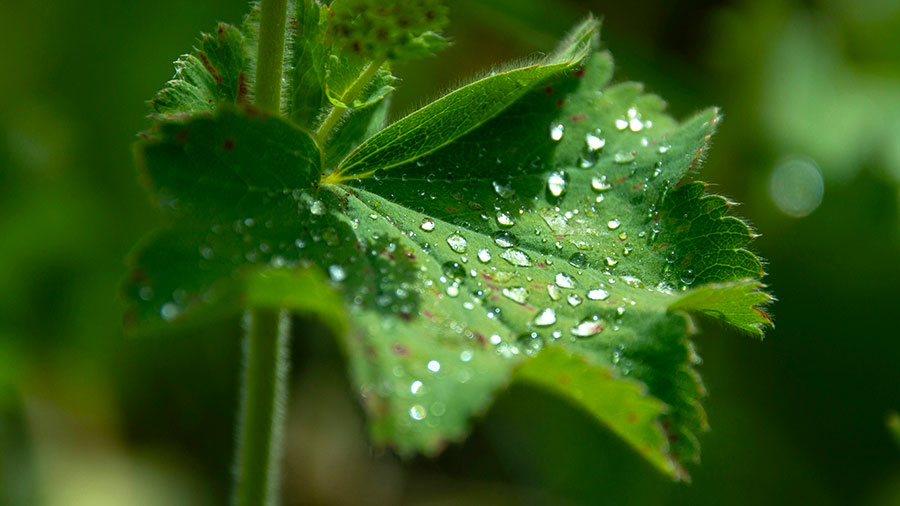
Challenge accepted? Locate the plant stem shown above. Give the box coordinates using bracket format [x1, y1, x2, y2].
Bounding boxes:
[314, 56, 386, 145]
[234, 308, 292, 506]
[255, 0, 289, 114]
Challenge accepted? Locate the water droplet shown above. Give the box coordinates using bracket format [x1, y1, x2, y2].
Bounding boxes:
[460, 350, 473, 362]
[493, 231, 518, 248]
[567, 294, 583, 306]
[500, 248, 531, 266]
[606, 256, 618, 267]
[310, 200, 326, 215]
[614, 151, 635, 164]
[607, 219, 621, 230]
[160, 302, 179, 321]
[658, 144, 671, 154]
[409, 404, 426, 421]
[568, 252, 587, 268]
[571, 317, 604, 337]
[550, 123, 565, 141]
[533, 308, 557, 326]
[517, 332, 544, 355]
[489, 334, 502, 345]
[410, 380, 424, 395]
[477, 249, 492, 263]
[547, 284, 562, 300]
[502, 286, 530, 304]
[547, 171, 568, 197]
[555, 273, 576, 289]
[585, 129, 606, 151]
[615, 118, 628, 130]
[427, 360, 441, 372]
[420, 218, 435, 231]
[591, 176, 612, 192]
[492, 181, 515, 199]
[587, 288, 609, 300]
[447, 233, 468, 253]
[496, 212, 515, 227]
[445, 284, 460, 297]
[328, 264, 347, 282]
[139, 286, 154, 301]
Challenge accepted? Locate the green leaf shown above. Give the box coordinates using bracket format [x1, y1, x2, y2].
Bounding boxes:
[150, 23, 249, 117]
[284, 0, 330, 127]
[127, 13, 772, 479]
[669, 280, 773, 337]
[324, 57, 396, 109]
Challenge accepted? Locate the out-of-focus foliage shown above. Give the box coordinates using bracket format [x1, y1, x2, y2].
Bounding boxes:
[1, 0, 899, 505]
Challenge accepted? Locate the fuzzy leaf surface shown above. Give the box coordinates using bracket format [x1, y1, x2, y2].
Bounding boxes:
[126, 15, 771, 480]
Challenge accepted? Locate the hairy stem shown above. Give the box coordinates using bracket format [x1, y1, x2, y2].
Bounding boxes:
[314, 56, 387, 145]
[255, 0, 289, 114]
[234, 308, 292, 506]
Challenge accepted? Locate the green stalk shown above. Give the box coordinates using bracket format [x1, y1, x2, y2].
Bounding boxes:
[314, 56, 387, 145]
[234, 308, 292, 506]
[255, 0, 289, 114]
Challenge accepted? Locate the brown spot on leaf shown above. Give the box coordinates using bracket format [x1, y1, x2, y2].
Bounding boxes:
[197, 50, 222, 84]
[223, 137, 235, 152]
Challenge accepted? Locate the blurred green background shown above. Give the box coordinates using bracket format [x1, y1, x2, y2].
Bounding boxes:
[2, 0, 899, 504]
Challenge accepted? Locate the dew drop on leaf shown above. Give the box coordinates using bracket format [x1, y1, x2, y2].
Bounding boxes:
[420, 218, 435, 231]
[568, 252, 587, 268]
[555, 272, 576, 288]
[614, 151, 635, 164]
[477, 249, 492, 263]
[310, 200, 326, 215]
[492, 181, 515, 199]
[585, 129, 606, 151]
[410, 380, 423, 395]
[607, 219, 621, 230]
[571, 317, 604, 337]
[427, 360, 441, 373]
[547, 171, 568, 197]
[550, 123, 565, 141]
[446, 233, 468, 253]
[328, 264, 347, 282]
[493, 231, 517, 248]
[587, 288, 610, 301]
[500, 248, 531, 266]
[496, 212, 515, 227]
[533, 308, 557, 326]
[591, 176, 612, 192]
[547, 284, 562, 300]
[567, 294, 583, 306]
[502, 286, 530, 304]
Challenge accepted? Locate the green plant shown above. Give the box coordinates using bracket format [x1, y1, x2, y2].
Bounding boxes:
[123, 0, 772, 503]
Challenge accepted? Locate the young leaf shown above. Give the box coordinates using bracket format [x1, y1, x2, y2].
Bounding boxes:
[126, 8, 772, 480]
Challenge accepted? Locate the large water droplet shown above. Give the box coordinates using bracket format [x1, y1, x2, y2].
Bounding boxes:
[607, 219, 621, 230]
[571, 317, 604, 337]
[568, 252, 587, 268]
[496, 212, 515, 227]
[567, 294, 583, 306]
[310, 200, 326, 215]
[587, 288, 609, 300]
[614, 151, 635, 164]
[555, 273, 576, 289]
[591, 176, 612, 192]
[533, 308, 557, 326]
[547, 171, 568, 197]
[550, 123, 565, 141]
[492, 181, 515, 199]
[420, 218, 435, 231]
[547, 284, 562, 301]
[585, 129, 606, 151]
[477, 249, 492, 263]
[328, 264, 347, 282]
[447, 233, 468, 253]
[502, 286, 530, 304]
[500, 248, 532, 266]
[493, 231, 518, 248]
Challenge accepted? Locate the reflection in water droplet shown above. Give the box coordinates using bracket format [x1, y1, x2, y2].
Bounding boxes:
[615, 119, 628, 130]
[587, 288, 609, 300]
[496, 212, 515, 227]
[500, 248, 532, 266]
[409, 404, 426, 420]
[427, 360, 441, 372]
[328, 264, 347, 281]
[555, 273, 576, 288]
[550, 123, 565, 141]
[477, 249, 492, 263]
[607, 219, 620, 230]
[502, 286, 530, 304]
[606, 256, 618, 267]
[568, 252, 587, 268]
[567, 294, 583, 306]
[533, 308, 557, 326]
[547, 171, 568, 197]
[493, 231, 517, 248]
[447, 233, 468, 253]
[592, 176, 612, 192]
[585, 129, 606, 151]
[492, 181, 515, 199]
[410, 380, 423, 395]
[310, 200, 326, 215]
[571, 317, 604, 337]
[420, 218, 435, 231]
[547, 284, 562, 300]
